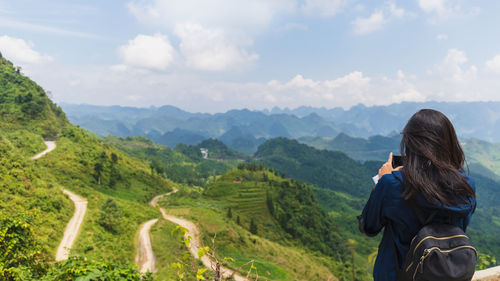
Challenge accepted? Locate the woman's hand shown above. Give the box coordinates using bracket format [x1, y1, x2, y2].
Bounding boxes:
[378, 152, 403, 178]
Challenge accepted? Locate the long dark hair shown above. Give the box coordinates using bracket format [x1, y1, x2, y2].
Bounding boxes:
[401, 109, 475, 206]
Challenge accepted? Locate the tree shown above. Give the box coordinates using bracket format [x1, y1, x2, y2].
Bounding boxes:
[249, 218, 258, 235]
[237, 163, 245, 170]
[266, 191, 274, 216]
[109, 167, 121, 188]
[110, 153, 118, 164]
[236, 216, 241, 225]
[94, 162, 103, 185]
[98, 199, 123, 233]
[227, 207, 232, 219]
[0, 211, 42, 280]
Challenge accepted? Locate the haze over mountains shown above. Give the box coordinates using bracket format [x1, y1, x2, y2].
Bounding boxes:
[62, 102, 500, 156]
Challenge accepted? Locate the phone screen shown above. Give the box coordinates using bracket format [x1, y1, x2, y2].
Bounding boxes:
[392, 155, 403, 167]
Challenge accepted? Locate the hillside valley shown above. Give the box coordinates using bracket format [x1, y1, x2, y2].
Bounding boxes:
[1, 51, 499, 281]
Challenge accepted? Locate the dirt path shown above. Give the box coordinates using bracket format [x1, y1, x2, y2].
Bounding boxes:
[158, 209, 247, 281]
[139, 189, 247, 280]
[31, 141, 88, 261]
[136, 219, 159, 273]
[152, 189, 247, 281]
[136, 189, 179, 273]
[31, 141, 56, 160]
[473, 265, 500, 280]
[55, 189, 88, 261]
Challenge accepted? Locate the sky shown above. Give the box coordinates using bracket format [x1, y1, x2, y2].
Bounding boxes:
[1, 0, 500, 113]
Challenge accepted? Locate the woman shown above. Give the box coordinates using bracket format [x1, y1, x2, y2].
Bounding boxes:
[359, 109, 476, 281]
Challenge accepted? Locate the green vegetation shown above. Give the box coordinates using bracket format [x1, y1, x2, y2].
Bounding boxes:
[0, 54, 172, 279]
[255, 137, 374, 198]
[158, 186, 341, 281]
[105, 136, 242, 187]
[0, 210, 151, 281]
[156, 165, 374, 280]
[299, 133, 400, 161]
[150, 219, 206, 281]
[0, 55, 67, 138]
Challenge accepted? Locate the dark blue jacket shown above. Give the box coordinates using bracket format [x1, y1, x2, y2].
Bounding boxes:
[359, 170, 476, 281]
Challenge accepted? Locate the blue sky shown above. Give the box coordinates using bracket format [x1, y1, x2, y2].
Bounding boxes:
[1, 0, 500, 112]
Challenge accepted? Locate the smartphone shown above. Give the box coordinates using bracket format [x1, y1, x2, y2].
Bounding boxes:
[392, 155, 403, 168]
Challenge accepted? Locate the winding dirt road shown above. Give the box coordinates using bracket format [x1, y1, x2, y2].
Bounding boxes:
[55, 189, 88, 261]
[31, 140, 56, 160]
[136, 219, 159, 273]
[136, 189, 181, 273]
[142, 189, 247, 281]
[31, 141, 87, 262]
[158, 209, 247, 281]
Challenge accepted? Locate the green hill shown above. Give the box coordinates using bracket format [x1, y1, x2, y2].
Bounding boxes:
[0, 54, 173, 280]
[299, 133, 401, 161]
[105, 136, 243, 186]
[0, 55, 67, 138]
[255, 137, 375, 198]
[158, 165, 373, 280]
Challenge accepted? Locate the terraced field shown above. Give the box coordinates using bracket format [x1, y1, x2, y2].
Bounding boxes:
[235, 185, 266, 215]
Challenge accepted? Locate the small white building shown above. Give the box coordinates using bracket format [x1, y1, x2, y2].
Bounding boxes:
[200, 148, 208, 159]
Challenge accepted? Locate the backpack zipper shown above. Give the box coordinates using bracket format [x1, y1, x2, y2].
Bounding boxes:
[412, 245, 477, 281]
[412, 234, 468, 255]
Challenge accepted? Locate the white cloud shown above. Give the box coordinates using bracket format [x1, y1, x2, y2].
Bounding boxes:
[127, 0, 295, 31]
[431, 48, 477, 82]
[0, 35, 52, 64]
[174, 23, 258, 71]
[118, 33, 174, 71]
[485, 55, 500, 75]
[418, 0, 480, 21]
[436, 33, 448, 40]
[301, 0, 348, 17]
[22, 54, 500, 113]
[419, 0, 448, 15]
[388, 2, 405, 18]
[351, 2, 408, 35]
[352, 11, 387, 34]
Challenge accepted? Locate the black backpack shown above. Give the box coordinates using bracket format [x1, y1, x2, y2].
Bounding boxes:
[393, 206, 477, 281]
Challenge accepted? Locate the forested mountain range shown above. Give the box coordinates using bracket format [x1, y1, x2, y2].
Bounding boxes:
[62, 101, 500, 154]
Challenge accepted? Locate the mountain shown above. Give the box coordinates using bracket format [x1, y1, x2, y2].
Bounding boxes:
[63, 101, 500, 151]
[255, 138, 375, 198]
[267, 102, 500, 141]
[61, 104, 340, 153]
[158, 165, 370, 280]
[105, 136, 247, 186]
[0, 57, 67, 138]
[299, 133, 401, 161]
[0, 54, 174, 280]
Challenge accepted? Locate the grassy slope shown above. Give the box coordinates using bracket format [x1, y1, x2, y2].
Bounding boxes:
[0, 55, 175, 265]
[464, 138, 500, 177]
[157, 188, 339, 281]
[34, 126, 175, 263]
[0, 134, 74, 258]
[150, 218, 211, 281]
[105, 136, 237, 187]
